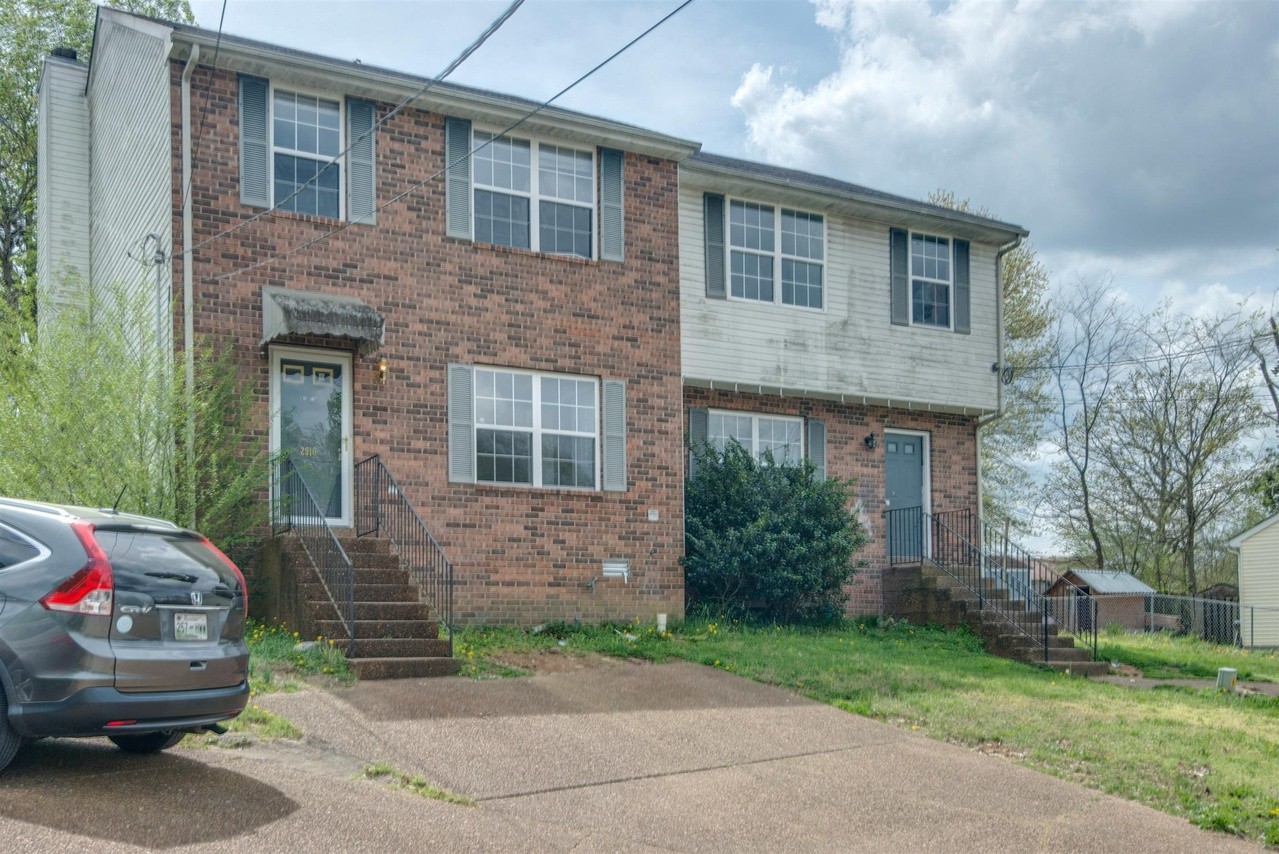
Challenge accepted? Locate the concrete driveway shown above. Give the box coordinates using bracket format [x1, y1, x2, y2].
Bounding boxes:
[258, 658, 1255, 853]
[0, 659, 1259, 851]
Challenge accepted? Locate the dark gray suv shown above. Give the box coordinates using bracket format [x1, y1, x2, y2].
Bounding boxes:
[0, 498, 249, 771]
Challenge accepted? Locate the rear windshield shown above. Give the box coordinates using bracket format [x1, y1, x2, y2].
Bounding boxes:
[94, 530, 237, 589]
[0, 524, 40, 569]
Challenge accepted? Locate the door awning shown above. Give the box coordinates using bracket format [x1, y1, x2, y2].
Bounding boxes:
[261, 286, 385, 356]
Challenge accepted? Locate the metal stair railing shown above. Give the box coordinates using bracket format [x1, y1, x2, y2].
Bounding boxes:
[886, 506, 1098, 662]
[272, 456, 356, 653]
[354, 454, 454, 655]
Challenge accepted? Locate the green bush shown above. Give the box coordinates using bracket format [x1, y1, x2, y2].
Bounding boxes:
[683, 441, 866, 623]
[0, 283, 270, 551]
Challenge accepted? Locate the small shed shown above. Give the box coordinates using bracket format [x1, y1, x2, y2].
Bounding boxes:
[1227, 515, 1279, 648]
[1045, 569, 1155, 632]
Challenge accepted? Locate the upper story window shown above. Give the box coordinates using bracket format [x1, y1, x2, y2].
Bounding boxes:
[239, 75, 377, 224]
[472, 131, 595, 259]
[708, 409, 804, 465]
[910, 233, 951, 328]
[474, 367, 599, 489]
[272, 90, 343, 219]
[728, 200, 824, 309]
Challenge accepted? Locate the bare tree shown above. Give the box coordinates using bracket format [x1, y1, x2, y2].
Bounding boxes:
[1042, 279, 1132, 569]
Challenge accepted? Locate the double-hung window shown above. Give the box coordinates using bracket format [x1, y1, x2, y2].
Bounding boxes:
[473, 131, 595, 259]
[728, 200, 824, 309]
[474, 368, 599, 488]
[708, 410, 804, 465]
[272, 89, 342, 219]
[910, 233, 951, 327]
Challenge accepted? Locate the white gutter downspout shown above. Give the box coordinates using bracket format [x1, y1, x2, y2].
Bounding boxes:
[975, 233, 1024, 524]
[181, 44, 199, 526]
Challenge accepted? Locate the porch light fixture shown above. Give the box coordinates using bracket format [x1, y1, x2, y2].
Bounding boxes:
[377, 357, 388, 385]
[864, 433, 878, 450]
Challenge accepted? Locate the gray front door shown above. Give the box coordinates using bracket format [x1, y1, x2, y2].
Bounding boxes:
[885, 433, 925, 560]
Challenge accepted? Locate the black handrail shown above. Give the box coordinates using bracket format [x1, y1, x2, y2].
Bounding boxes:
[355, 455, 454, 655]
[272, 456, 356, 652]
[886, 506, 1098, 662]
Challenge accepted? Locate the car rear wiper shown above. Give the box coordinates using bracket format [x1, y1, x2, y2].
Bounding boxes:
[144, 571, 200, 583]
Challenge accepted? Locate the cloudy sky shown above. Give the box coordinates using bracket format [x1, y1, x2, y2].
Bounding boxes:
[186, 0, 1279, 314]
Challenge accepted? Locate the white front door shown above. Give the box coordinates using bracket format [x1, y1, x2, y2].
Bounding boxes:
[270, 346, 353, 527]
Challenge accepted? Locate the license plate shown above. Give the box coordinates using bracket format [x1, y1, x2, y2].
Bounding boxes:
[174, 612, 208, 641]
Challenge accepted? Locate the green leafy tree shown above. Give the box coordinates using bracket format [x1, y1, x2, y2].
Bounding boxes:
[683, 442, 866, 623]
[0, 283, 268, 551]
[0, 0, 193, 315]
[927, 190, 1053, 530]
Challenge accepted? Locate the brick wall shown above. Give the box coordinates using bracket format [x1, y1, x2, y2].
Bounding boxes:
[170, 64, 685, 624]
[683, 387, 979, 615]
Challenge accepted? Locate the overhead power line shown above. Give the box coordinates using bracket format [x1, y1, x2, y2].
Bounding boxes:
[205, 0, 698, 286]
[181, 0, 526, 263]
[1015, 332, 1271, 376]
[181, 0, 229, 213]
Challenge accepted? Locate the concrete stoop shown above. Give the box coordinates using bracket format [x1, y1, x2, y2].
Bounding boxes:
[884, 563, 1109, 677]
[277, 534, 461, 680]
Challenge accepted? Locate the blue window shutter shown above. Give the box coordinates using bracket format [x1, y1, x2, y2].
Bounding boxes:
[346, 97, 376, 225]
[953, 239, 970, 334]
[445, 118, 472, 239]
[806, 419, 827, 480]
[703, 194, 726, 299]
[447, 364, 474, 483]
[890, 228, 908, 326]
[238, 75, 270, 208]
[688, 407, 709, 479]
[599, 148, 624, 262]
[602, 379, 627, 491]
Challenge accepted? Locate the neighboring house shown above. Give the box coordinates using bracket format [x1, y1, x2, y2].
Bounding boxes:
[1045, 569, 1155, 632]
[1228, 515, 1279, 648]
[37, 9, 1026, 624]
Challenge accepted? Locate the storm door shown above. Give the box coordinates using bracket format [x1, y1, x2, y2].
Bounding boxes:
[885, 432, 927, 561]
[270, 347, 353, 526]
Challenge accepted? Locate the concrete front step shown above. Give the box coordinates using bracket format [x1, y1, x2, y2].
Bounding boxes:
[314, 601, 431, 621]
[279, 544, 401, 570]
[350, 657, 462, 679]
[316, 619, 440, 640]
[302, 582, 421, 602]
[332, 535, 392, 554]
[348, 637, 451, 658]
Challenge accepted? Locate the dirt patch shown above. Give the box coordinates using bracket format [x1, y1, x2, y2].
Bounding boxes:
[974, 740, 1028, 762]
[487, 648, 647, 673]
[1109, 663, 1142, 678]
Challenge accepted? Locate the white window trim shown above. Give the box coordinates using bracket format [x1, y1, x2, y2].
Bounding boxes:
[268, 82, 346, 221]
[471, 129, 598, 260]
[907, 230, 954, 331]
[473, 366, 601, 491]
[708, 408, 805, 463]
[724, 198, 827, 313]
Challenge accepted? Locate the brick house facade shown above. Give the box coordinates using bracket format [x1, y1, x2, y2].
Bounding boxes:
[38, 9, 1028, 624]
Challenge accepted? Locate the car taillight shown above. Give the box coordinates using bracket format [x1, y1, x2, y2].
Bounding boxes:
[42, 520, 113, 616]
[201, 536, 248, 619]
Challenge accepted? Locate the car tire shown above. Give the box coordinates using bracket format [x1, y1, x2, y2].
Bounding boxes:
[109, 731, 186, 754]
[0, 686, 22, 773]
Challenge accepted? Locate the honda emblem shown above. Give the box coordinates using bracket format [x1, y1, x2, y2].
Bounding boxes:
[190, 591, 203, 606]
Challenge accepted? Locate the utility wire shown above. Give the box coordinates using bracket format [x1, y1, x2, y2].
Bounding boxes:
[1014, 331, 1271, 375]
[181, 0, 229, 213]
[205, 0, 697, 286]
[182, 0, 526, 262]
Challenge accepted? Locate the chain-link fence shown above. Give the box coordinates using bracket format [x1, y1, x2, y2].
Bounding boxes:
[1138, 593, 1279, 649]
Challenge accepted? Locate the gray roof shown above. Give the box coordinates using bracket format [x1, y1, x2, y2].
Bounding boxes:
[1066, 569, 1156, 595]
[686, 152, 1027, 240]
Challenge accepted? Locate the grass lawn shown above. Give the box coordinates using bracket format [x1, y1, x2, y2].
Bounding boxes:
[1099, 630, 1279, 682]
[456, 620, 1279, 846]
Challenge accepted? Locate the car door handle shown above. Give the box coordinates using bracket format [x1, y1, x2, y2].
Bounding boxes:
[189, 661, 207, 671]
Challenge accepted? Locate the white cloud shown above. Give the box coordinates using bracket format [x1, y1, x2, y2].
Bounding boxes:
[730, 0, 1279, 294]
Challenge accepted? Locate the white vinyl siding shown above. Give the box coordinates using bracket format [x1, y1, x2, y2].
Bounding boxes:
[86, 16, 174, 353]
[1236, 520, 1279, 648]
[36, 59, 92, 332]
[679, 184, 999, 413]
